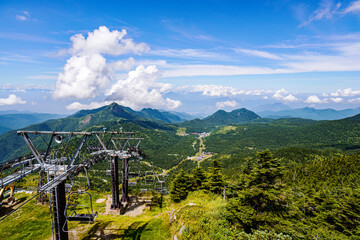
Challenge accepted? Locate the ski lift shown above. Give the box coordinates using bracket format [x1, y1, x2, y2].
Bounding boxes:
[127, 159, 141, 178]
[138, 160, 155, 190]
[155, 174, 168, 194]
[143, 170, 155, 191]
[64, 168, 98, 223]
[65, 192, 97, 222]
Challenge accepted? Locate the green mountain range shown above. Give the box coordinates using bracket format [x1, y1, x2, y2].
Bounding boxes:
[1, 102, 360, 168]
[0, 113, 66, 135]
[205, 115, 360, 155]
[0, 103, 195, 163]
[72, 103, 187, 125]
[1, 103, 360, 240]
[0, 103, 260, 163]
[258, 107, 360, 120]
[177, 108, 261, 132]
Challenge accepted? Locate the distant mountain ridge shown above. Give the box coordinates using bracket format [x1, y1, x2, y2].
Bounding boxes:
[164, 110, 202, 120]
[0, 113, 66, 135]
[0, 103, 181, 162]
[344, 113, 360, 121]
[73, 103, 187, 125]
[0, 103, 260, 162]
[2, 102, 360, 164]
[258, 107, 360, 120]
[253, 103, 291, 112]
[203, 108, 260, 124]
[178, 108, 261, 131]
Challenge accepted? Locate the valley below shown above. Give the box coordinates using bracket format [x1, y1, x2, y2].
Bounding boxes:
[0, 103, 360, 239]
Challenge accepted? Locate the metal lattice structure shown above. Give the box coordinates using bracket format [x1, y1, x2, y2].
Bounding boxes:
[0, 130, 145, 240]
[0, 129, 169, 239]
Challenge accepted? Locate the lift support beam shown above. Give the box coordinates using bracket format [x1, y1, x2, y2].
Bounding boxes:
[121, 157, 129, 202]
[51, 180, 68, 240]
[0, 130, 145, 239]
[110, 154, 120, 209]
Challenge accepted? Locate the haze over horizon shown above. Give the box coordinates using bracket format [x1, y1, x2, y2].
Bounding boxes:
[1, 0, 360, 115]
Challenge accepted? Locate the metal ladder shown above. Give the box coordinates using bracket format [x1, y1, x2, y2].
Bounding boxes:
[50, 188, 61, 240]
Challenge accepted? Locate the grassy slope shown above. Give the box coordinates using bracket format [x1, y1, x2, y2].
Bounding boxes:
[0, 190, 226, 240]
[0, 192, 52, 240]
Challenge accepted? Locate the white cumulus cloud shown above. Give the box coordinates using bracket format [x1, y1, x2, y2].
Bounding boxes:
[66, 101, 110, 110]
[330, 88, 360, 97]
[349, 97, 360, 103]
[305, 95, 323, 104]
[57, 26, 182, 111]
[216, 100, 238, 109]
[330, 97, 343, 103]
[69, 26, 149, 56]
[53, 54, 109, 99]
[53, 26, 147, 100]
[104, 65, 181, 110]
[282, 94, 299, 102]
[272, 88, 299, 102]
[0, 94, 26, 106]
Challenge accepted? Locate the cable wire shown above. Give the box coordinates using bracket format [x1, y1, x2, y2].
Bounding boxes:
[0, 192, 40, 222]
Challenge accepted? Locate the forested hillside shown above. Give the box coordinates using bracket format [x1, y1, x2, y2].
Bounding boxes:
[1, 103, 360, 239]
[177, 108, 260, 132]
[205, 117, 360, 155]
[0, 113, 65, 135]
[0, 103, 190, 163]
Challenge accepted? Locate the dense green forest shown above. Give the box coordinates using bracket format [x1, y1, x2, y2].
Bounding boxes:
[205, 118, 360, 155]
[166, 150, 360, 239]
[1, 103, 360, 239]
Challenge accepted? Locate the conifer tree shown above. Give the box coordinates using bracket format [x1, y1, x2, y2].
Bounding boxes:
[192, 166, 207, 189]
[226, 149, 288, 232]
[170, 169, 192, 202]
[208, 159, 224, 194]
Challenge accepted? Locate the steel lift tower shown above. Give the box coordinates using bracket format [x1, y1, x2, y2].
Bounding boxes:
[0, 130, 147, 239]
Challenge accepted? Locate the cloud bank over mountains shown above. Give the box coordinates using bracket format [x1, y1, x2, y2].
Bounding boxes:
[53, 26, 180, 111]
[49, 25, 360, 112]
[0, 94, 26, 106]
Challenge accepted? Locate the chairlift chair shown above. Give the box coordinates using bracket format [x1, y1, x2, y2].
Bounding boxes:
[65, 191, 98, 222]
[127, 159, 141, 179]
[64, 168, 97, 223]
[143, 170, 156, 190]
[154, 173, 168, 194]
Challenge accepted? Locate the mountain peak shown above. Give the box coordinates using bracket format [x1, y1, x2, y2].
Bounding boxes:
[213, 110, 227, 115]
[108, 102, 119, 107]
[72, 103, 187, 124]
[204, 108, 260, 124]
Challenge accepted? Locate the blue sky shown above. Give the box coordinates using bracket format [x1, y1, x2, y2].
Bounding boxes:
[1, 0, 360, 114]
